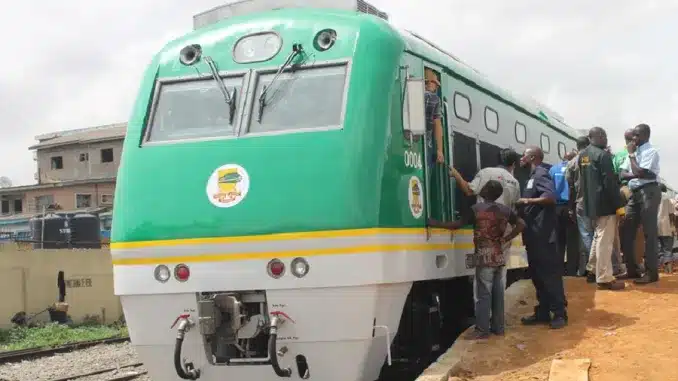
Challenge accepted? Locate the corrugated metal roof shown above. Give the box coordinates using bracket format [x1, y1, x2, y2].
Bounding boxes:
[30, 123, 127, 150]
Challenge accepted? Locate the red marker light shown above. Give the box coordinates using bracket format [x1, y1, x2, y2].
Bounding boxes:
[174, 264, 190, 282]
[267, 259, 285, 278]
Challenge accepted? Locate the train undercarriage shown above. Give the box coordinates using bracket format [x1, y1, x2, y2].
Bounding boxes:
[167, 269, 527, 381]
[378, 268, 528, 381]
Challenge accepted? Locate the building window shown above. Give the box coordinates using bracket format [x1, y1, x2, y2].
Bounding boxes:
[76, 194, 92, 208]
[101, 194, 114, 205]
[540, 133, 551, 153]
[35, 195, 54, 210]
[515, 122, 526, 143]
[484, 106, 499, 133]
[557, 142, 567, 160]
[51, 156, 63, 169]
[101, 148, 114, 163]
[1, 200, 8, 215]
[453, 92, 471, 122]
[13, 199, 22, 214]
[79, 152, 89, 162]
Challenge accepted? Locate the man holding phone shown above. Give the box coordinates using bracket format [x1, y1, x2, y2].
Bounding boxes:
[620, 124, 661, 284]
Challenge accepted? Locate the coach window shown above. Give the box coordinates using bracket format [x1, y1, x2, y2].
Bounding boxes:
[557, 142, 567, 160]
[453, 92, 471, 122]
[540, 133, 551, 153]
[484, 106, 499, 133]
[514, 122, 526, 143]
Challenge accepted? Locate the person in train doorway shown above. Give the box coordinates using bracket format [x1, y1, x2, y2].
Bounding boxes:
[620, 123, 661, 284]
[550, 150, 580, 276]
[616, 129, 645, 276]
[657, 183, 674, 272]
[577, 127, 625, 290]
[428, 180, 525, 340]
[448, 148, 522, 209]
[566, 137, 594, 277]
[424, 68, 445, 166]
[515, 146, 567, 329]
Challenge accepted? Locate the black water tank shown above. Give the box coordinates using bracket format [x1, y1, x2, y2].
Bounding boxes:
[30, 214, 69, 249]
[70, 213, 101, 249]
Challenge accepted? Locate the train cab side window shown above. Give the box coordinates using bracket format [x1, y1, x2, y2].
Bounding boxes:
[479, 141, 501, 169]
[557, 142, 567, 160]
[453, 92, 471, 122]
[452, 132, 478, 221]
[484, 106, 499, 133]
[514, 122, 526, 143]
[540, 133, 551, 153]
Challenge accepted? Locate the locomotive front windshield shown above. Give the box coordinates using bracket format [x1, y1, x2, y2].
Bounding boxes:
[146, 76, 244, 143]
[144, 63, 348, 143]
[249, 64, 347, 134]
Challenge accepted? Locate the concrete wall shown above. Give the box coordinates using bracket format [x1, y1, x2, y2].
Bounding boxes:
[27, 182, 116, 211]
[36, 140, 123, 183]
[1, 182, 116, 214]
[0, 244, 121, 328]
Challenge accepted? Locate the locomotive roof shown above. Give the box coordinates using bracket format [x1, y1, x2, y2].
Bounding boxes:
[395, 27, 578, 140]
[166, 5, 578, 140]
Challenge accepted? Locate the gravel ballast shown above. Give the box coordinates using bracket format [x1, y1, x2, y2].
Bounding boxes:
[0, 342, 150, 381]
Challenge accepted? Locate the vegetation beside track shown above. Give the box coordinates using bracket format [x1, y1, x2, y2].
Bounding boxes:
[0, 319, 128, 351]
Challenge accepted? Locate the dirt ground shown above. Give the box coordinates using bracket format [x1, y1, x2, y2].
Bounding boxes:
[451, 274, 678, 381]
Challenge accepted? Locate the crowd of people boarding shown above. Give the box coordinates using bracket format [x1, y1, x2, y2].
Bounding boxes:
[422, 71, 674, 339]
[431, 123, 675, 340]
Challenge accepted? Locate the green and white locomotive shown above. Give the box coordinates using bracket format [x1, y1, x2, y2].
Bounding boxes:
[111, 1, 578, 380]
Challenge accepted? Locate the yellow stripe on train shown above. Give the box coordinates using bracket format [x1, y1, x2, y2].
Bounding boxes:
[110, 227, 505, 249]
[110, 228, 525, 266]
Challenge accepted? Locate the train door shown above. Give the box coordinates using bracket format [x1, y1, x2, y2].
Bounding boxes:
[422, 65, 453, 225]
[440, 84, 478, 222]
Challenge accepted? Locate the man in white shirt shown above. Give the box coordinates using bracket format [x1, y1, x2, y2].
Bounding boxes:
[620, 123, 661, 284]
[449, 148, 521, 211]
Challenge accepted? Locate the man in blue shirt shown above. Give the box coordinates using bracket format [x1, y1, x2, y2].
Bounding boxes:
[620, 123, 661, 284]
[550, 151, 580, 276]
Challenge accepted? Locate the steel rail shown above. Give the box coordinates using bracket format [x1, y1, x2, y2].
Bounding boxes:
[48, 362, 143, 381]
[105, 371, 148, 381]
[0, 336, 130, 364]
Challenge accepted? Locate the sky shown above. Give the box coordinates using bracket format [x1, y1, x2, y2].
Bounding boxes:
[1, 0, 677, 186]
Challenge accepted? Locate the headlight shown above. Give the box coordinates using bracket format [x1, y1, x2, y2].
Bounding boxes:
[314, 29, 337, 51]
[154, 265, 170, 283]
[290, 257, 310, 278]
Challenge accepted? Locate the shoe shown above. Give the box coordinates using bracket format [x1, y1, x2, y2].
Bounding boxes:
[586, 273, 596, 283]
[550, 316, 567, 329]
[521, 314, 550, 326]
[633, 274, 659, 285]
[617, 272, 641, 280]
[463, 329, 490, 340]
[597, 280, 625, 290]
[490, 328, 505, 336]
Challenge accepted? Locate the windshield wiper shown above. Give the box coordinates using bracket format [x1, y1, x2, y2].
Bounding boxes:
[257, 44, 304, 123]
[204, 56, 236, 125]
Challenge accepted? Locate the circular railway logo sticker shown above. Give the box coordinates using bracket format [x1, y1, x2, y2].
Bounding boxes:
[206, 164, 250, 208]
[408, 176, 423, 219]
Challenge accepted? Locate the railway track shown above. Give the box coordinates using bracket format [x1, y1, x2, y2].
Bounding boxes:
[0, 336, 130, 365]
[48, 362, 146, 381]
